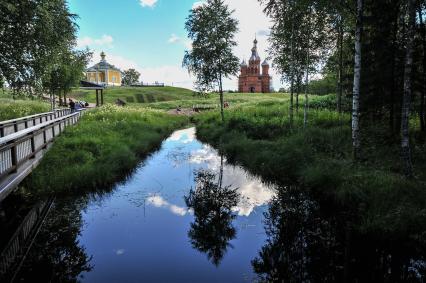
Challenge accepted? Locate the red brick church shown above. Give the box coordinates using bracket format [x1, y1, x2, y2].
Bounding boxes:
[238, 38, 272, 93]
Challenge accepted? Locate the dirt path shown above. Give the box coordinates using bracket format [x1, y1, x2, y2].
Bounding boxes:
[167, 108, 198, 116]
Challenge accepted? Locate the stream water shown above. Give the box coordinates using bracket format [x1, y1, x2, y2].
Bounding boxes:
[0, 127, 424, 282]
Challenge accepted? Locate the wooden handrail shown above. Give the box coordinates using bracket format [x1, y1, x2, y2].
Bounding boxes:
[0, 110, 83, 199]
[0, 109, 72, 138]
[0, 112, 79, 146]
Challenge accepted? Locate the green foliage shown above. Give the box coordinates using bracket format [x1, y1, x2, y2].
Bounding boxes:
[44, 49, 92, 98]
[27, 105, 188, 193]
[307, 75, 337, 96]
[122, 68, 141, 86]
[183, 0, 240, 90]
[0, 98, 50, 120]
[0, 0, 78, 93]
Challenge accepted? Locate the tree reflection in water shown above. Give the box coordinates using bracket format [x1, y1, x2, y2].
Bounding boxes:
[14, 197, 92, 282]
[185, 160, 239, 266]
[252, 186, 426, 282]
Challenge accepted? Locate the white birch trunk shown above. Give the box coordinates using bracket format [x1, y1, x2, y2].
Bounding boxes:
[352, 0, 363, 160]
[401, 0, 416, 178]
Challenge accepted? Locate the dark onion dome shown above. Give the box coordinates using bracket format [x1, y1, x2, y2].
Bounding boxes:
[249, 38, 261, 61]
[86, 52, 122, 72]
[262, 59, 269, 66]
[240, 59, 247, 67]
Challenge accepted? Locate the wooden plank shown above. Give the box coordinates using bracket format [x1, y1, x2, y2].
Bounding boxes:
[0, 112, 81, 147]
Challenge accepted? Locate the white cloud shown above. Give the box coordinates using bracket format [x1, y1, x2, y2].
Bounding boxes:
[139, 65, 193, 89]
[140, 0, 157, 8]
[94, 35, 114, 46]
[147, 195, 189, 216]
[77, 34, 114, 48]
[168, 34, 180, 44]
[167, 128, 196, 143]
[192, 1, 205, 9]
[77, 37, 93, 48]
[168, 34, 192, 51]
[189, 144, 276, 216]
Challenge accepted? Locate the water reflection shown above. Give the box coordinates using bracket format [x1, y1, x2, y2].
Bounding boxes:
[252, 186, 426, 282]
[189, 144, 275, 217]
[13, 196, 92, 282]
[185, 164, 239, 266]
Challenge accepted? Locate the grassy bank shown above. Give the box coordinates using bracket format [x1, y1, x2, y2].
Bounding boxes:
[25, 105, 188, 193]
[0, 96, 50, 120]
[70, 86, 291, 110]
[194, 97, 426, 235]
[70, 86, 194, 105]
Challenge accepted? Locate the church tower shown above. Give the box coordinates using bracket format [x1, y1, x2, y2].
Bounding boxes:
[238, 38, 271, 93]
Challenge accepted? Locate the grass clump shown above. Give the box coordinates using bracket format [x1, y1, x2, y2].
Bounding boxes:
[26, 104, 188, 193]
[0, 98, 50, 120]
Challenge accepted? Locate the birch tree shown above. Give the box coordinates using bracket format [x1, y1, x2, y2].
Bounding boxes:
[401, 0, 416, 178]
[183, 0, 239, 123]
[352, 0, 363, 160]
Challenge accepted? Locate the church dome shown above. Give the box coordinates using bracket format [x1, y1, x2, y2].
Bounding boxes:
[240, 59, 247, 67]
[249, 38, 261, 62]
[262, 59, 269, 66]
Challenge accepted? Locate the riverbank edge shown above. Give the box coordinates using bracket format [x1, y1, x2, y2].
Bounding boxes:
[193, 112, 426, 238]
[22, 105, 189, 196]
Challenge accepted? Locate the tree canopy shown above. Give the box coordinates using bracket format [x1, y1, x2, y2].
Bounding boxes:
[122, 68, 141, 86]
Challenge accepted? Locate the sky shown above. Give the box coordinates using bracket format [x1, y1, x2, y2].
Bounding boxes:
[69, 0, 282, 90]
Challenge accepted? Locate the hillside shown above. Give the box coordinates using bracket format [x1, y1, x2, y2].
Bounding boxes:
[70, 86, 195, 105]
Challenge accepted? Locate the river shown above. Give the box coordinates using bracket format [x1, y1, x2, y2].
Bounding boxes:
[0, 127, 424, 282]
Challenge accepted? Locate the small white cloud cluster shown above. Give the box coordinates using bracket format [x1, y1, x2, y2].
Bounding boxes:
[168, 34, 192, 50]
[192, 1, 205, 9]
[77, 34, 114, 48]
[147, 195, 188, 216]
[139, 0, 158, 8]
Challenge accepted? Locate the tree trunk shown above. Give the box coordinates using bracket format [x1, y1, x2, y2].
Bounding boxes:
[289, 13, 295, 126]
[296, 83, 299, 113]
[304, 52, 310, 128]
[64, 90, 67, 106]
[219, 74, 225, 123]
[352, 0, 363, 160]
[389, 19, 398, 133]
[419, 9, 426, 132]
[401, 0, 416, 178]
[337, 15, 344, 114]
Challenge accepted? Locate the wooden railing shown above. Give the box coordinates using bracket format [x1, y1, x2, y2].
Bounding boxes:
[0, 109, 71, 138]
[0, 111, 83, 201]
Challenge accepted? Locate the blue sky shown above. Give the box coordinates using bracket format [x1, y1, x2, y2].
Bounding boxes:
[69, 0, 281, 90]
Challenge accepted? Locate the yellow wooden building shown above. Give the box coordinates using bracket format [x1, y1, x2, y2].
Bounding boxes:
[85, 52, 122, 86]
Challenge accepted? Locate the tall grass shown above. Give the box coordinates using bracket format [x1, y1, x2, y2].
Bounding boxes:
[26, 105, 188, 193]
[0, 99, 50, 120]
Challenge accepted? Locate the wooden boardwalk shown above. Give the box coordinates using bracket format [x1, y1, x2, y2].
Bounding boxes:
[0, 109, 83, 201]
